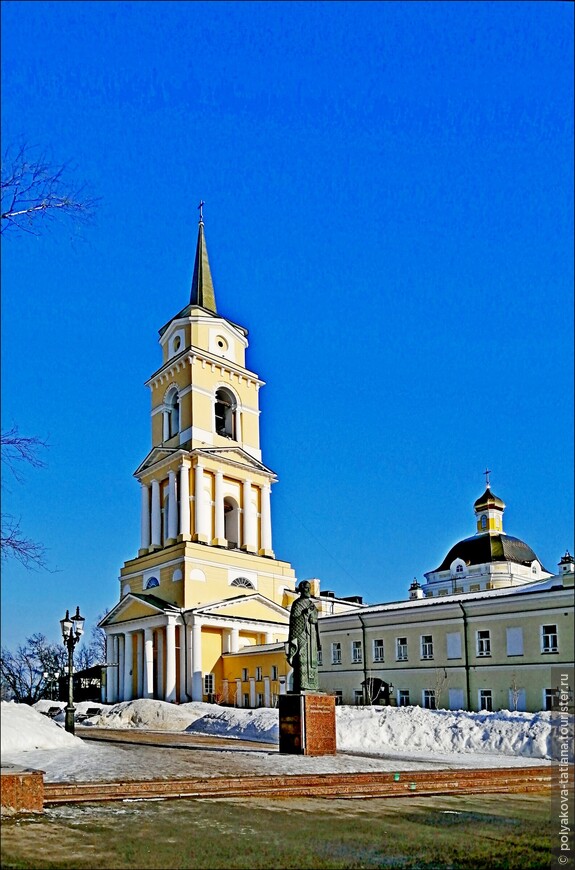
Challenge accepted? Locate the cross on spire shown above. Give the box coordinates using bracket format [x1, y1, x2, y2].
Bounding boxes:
[483, 467, 492, 488]
[198, 200, 205, 223]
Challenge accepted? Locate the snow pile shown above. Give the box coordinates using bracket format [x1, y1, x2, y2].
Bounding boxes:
[184, 705, 278, 743]
[335, 705, 563, 760]
[1, 702, 84, 752]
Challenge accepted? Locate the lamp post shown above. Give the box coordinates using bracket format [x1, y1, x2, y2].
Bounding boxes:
[60, 606, 85, 734]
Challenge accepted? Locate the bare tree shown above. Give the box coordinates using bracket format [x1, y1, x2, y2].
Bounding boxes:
[433, 667, 449, 710]
[1, 426, 48, 568]
[0, 634, 66, 704]
[1, 143, 97, 236]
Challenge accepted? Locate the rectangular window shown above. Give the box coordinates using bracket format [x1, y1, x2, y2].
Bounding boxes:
[544, 688, 558, 711]
[334, 690, 343, 705]
[203, 673, 214, 695]
[448, 688, 465, 710]
[317, 648, 323, 666]
[446, 632, 462, 659]
[354, 690, 363, 706]
[398, 690, 410, 707]
[351, 640, 363, 664]
[423, 690, 436, 710]
[331, 642, 342, 665]
[541, 624, 558, 653]
[373, 639, 385, 662]
[255, 666, 262, 681]
[506, 627, 524, 656]
[271, 665, 278, 681]
[396, 637, 408, 661]
[421, 635, 434, 660]
[243, 693, 250, 708]
[241, 668, 249, 681]
[477, 630, 491, 657]
[257, 693, 264, 707]
[479, 690, 493, 711]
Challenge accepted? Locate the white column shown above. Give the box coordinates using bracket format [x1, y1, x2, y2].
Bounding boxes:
[235, 408, 242, 443]
[112, 636, 120, 702]
[117, 635, 125, 700]
[162, 409, 170, 442]
[264, 677, 271, 707]
[214, 469, 225, 543]
[179, 463, 190, 538]
[222, 629, 231, 654]
[165, 619, 177, 702]
[194, 463, 209, 542]
[230, 627, 240, 653]
[178, 624, 187, 702]
[144, 628, 154, 699]
[156, 630, 164, 700]
[242, 480, 256, 552]
[167, 470, 178, 542]
[151, 479, 161, 548]
[140, 484, 150, 551]
[123, 632, 133, 702]
[222, 679, 229, 705]
[264, 631, 274, 644]
[235, 679, 242, 707]
[136, 631, 144, 698]
[191, 616, 203, 701]
[260, 484, 273, 554]
[249, 678, 256, 708]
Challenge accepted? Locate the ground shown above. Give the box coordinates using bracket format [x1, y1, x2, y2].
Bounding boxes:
[1, 793, 552, 870]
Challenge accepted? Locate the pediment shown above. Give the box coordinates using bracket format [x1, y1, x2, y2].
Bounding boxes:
[195, 593, 289, 622]
[134, 446, 184, 477]
[99, 593, 177, 627]
[196, 447, 273, 475]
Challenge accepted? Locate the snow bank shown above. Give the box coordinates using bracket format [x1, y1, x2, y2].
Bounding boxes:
[335, 705, 565, 760]
[1, 702, 83, 753]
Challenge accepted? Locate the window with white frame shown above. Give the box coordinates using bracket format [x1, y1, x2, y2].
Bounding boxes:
[423, 690, 436, 709]
[255, 666, 262, 681]
[354, 690, 363, 706]
[351, 640, 363, 664]
[477, 630, 491, 657]
[373, 639, 384, 662]
[541, 624, 558, 653]
[396, 637, 408, 661]
[241, 668, 249, 681]
[257, 693, 264, 707]
[271, 665, 278, 681]
[398, 690, 410, 707]
[421, 635, 434, 660]
[479, 689, 493, 711]
[331, 642, 342, 665]
[317, 648, 322, 666]
[204, 673, 215, 695]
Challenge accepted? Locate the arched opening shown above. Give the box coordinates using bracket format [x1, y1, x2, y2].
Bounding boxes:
[224, 497, 240, 548]
[231, 577, 255, 590]
[215, 388, 236, 439]
[165, 387, 180, 440]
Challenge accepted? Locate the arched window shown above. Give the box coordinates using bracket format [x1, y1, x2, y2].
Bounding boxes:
[165, 387, 180, 440]
[224, 497, 240, 548]
[215, 388, 236, 439]
[480, 515, 487, 530]
[231, 577, 255, 589]
[146, 576, 159, 589]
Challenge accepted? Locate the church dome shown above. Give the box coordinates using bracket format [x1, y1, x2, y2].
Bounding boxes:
[431, 534, 542, 574]
[473, 486, 505, 511]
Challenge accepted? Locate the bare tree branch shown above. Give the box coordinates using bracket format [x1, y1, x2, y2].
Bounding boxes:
[1, 143, 98, 236]
[1, 425, 48, 483]
[1, 426, 48, 568]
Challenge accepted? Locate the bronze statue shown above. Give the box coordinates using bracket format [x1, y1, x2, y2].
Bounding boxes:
[285, 580, 321, 692]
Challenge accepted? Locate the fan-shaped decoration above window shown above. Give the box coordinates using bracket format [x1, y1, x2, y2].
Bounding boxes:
[231, 577, 255, 589]
[145, 576, 160, 589]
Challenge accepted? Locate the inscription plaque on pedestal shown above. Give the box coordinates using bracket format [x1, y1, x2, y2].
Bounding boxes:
[279, 692, 337, 756]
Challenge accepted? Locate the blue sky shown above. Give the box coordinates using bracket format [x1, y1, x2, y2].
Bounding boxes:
[1, 1, 573, 650]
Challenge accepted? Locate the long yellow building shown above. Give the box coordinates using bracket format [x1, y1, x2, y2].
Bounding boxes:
[100, 214, 361, 705]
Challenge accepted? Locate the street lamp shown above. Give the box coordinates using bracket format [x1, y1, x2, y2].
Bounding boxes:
[60, 606, 85, 734]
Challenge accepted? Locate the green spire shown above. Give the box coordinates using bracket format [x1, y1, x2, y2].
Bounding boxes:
[189, 202, 217, 313]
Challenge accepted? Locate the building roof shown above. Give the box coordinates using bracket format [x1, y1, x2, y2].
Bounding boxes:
[189, 217, 217, 313]
[430, 533, 545, 573]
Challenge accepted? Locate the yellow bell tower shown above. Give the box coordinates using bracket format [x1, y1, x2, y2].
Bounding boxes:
[100, 209, 296, 705]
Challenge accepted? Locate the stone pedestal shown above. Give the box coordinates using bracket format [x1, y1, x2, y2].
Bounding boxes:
[1, 765, 45, 813]
[278, 692, 337, 756]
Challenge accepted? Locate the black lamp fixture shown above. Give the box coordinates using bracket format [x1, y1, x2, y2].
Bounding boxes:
[60, 606, 85, 734]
